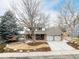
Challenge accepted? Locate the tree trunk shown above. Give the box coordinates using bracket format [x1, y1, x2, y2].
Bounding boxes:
[61, 33, 63, 41]
[31, 31, 36, 42]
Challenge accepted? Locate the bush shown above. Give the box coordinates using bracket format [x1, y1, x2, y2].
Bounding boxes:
[0, 44, 6, 53]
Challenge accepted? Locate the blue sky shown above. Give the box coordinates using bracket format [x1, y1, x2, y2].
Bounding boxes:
[0, 0, 79, 15]
[0, 0, 79, 26]
[72, 0, 79, 10]
[42, 0, 79, 11]
[42, 0, 64, 11]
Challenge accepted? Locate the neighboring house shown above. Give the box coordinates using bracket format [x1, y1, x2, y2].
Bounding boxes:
[73, 19, 79, 27]
[72, 19, 79, 37]
[73, 24, 79, 37]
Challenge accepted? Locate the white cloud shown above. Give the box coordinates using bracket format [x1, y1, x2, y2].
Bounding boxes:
[46, 10, 59, 27]
[41, 0, 60, 27]
[0, 0, 11, 15]
[41, 5, 59, 27]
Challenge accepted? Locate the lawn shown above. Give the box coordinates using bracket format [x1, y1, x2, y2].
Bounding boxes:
[1, 42, 51, 53]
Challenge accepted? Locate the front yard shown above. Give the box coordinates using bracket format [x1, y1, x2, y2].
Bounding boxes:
[0, 37, 79, 53]
[0, 41, 51, 53]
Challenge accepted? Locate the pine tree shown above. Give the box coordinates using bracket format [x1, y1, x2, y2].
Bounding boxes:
[0, 10, 18, 41]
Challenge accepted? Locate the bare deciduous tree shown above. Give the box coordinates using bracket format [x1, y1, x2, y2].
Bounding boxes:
[11, 0, 49, 41]
[58, 0, 77, 35]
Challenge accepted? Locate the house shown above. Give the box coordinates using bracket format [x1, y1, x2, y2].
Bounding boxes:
[46, 27, 62, 36]
[18, 26, 62, 41]
[18, 27, 47, 41]
[46, 27, 62, 41]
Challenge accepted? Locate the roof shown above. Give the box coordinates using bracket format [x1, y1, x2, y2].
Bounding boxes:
[46, 27, 62, 35]
[18, 30, 46, 34]
[18, 26, 62, 35]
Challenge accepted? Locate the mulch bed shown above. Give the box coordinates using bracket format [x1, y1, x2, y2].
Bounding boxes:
[27, 42, 47, 46]
[67, 42, 79, 50]
[4, 42, 51, 52]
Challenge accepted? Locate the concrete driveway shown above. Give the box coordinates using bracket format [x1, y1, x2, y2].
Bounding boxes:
[48, 41, 75, 51]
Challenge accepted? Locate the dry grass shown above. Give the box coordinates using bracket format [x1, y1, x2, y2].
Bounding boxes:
[0, 44, 6, 52]
[67, 38, 79, 50]
[4, 42, 51, 52]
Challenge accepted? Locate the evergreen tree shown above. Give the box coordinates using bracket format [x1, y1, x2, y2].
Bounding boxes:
[0, 10, 18, 41]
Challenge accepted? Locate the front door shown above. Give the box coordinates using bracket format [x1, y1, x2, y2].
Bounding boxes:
[36, 34, 44, 40]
